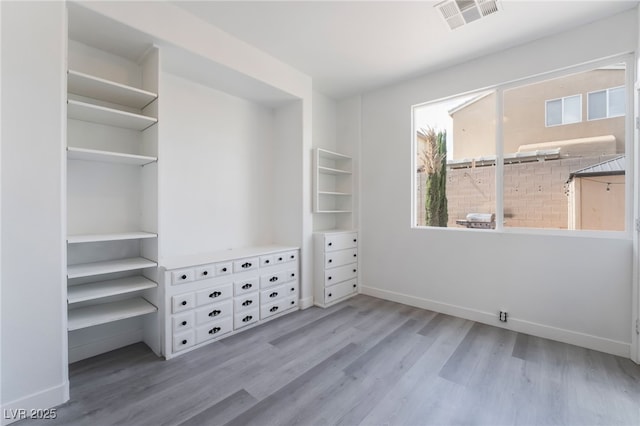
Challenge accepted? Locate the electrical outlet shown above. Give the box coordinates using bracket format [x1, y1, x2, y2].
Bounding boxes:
[499, 310, 508, 322]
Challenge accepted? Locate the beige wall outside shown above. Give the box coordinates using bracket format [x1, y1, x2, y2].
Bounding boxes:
[416, 155, 623, 230]
[450, 69, 625, 160]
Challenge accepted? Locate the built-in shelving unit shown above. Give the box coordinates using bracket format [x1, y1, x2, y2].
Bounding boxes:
[66, 36, 160, 362]
[314, 148, 353, 214]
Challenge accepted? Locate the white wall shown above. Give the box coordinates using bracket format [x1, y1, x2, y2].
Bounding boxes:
[1, 1, 68, 420]
[358, 10, 637, 357]
[158, 72, 276, 258]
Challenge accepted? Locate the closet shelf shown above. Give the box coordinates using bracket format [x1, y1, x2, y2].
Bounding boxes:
[67, 147, 157, 166]
[316, 210, 353, 213]
[67, 232, 157, 244]
[318, 166, 352, 175]
[318, 191, 351, 196]
[67, 297, 157, 331]
[68, 70, 157, 109]
[68, 99, 157, 131]
[67, 257, 157, 279]
[68, 276, 157, 304]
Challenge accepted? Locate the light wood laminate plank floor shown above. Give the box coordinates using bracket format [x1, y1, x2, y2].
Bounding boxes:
[19, 295, 640, 426]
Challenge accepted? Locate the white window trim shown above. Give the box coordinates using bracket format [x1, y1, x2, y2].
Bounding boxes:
[587, 85, 625, 121]
[545, 94, 582, 127]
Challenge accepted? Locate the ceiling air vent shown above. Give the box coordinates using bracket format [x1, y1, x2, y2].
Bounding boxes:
[435, 0, 501, 30]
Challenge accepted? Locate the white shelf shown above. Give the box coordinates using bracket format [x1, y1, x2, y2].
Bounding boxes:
[68, 70, 157, 109]
[67, 297, 157, 331]
[318, 191, 351, 196]
[67, 257, 157, 279]
[318, 166, 352, 175]
[68, 276, 157, 304]
[68, 100, 157, 131]
[317, 148, 352, 161]
[316, 210, 353, 213]
[67, 147, 156, 166]
[67, 232, 157, 244]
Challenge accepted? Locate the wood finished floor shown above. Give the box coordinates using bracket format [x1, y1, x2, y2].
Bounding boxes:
[20, 295, 640, 426]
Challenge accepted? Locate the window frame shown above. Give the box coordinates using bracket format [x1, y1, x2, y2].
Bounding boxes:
[545, 94, 582, 127]
[587, 85, 626, 121]
[411, 54, 634, 239]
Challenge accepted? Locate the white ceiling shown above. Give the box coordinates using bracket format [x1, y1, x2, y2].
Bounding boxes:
[173, 0, 638, 99]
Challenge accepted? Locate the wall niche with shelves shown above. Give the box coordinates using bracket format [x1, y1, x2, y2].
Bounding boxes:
[66, 31, 160, 362]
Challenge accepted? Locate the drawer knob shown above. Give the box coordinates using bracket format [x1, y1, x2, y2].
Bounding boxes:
[209, 310, 221, 317]
[203, 270, 208, 276]
[291, 301, 295, 305]
[210, 291, 222, 298]
[181, 321, 187, 326]
[242, 262, 252, 268]
[353, 269, 357, 273]
[181, 301, 187, 306]
[181, 274, 187, 280]
[265, 259, 270, 264]
[181, 339, 187, 345]
[290, 255, 294, 259]
[209, 327, 221, 335]
[269, 292, 278, 298]
[328, 259, 333, 263]
[328, 242, 333, 246]
[353, 254, 357, 257]
[269, 276, 278, 282]
[242, 300, 253, 306]
[328, 276, 332, 281]
[291, 273, 295, 278]
[353, 239, 357, 243]
[241, 283, 252, 290]
[221, 267, 227, 272]
[353, 284, 357, 288]
[290, 287, 295, 292]
[278, 257, 283, 261]
[328, 293, 332, 297]
[270, 306, 279, 312]
[242, 315, 252, 322]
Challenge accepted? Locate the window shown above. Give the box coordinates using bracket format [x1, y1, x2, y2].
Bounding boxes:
[588, 86, 625, 120]
[412, 58, 630, 233]
[545, 94, 581, 126]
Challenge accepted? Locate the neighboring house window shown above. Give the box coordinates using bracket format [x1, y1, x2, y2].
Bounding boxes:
[545, 94, 581, 126]
[588, 86, 625, 120]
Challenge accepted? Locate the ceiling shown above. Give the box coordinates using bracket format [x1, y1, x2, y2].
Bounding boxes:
[173, 0, 638, 99]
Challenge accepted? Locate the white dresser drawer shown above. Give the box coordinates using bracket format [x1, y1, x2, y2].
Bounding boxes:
[325, 279, 358, 304]
[172, 311, 195, 332]
[324, 263, 357, 286]
[196, 317, 233, 344]
[260, 295, 297, 320]
[273, 252, 287, 264]
[234, 308, 259, 329]
[325, 233, 358, 252]
[215, 262, 232, 276]
[172, 292, 195, 313]
[233, 257, 259, 273]
[195, 299, 233, 325]
[260, 255, 275, 267]
[260, 283, 297, 305]
[260, 269, 297, 289]
[171, 269, 194, 285]
[234, 292, 259, 312]
[284, 250, 298, 263]
[173, 330, 195, 352]
[195, 282, 233, 306]
[325, 248, 357, 268]
[194, 264, 215, 280]
[234, 277, 258, 296]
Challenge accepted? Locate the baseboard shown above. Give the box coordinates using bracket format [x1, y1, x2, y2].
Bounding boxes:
[361, 286, 630, 358]
[68, 329, 143, 363]
[1, 382, 69, 425]
[299, 296, 314, 310]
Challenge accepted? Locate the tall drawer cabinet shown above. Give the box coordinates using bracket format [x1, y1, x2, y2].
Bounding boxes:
[161, 246, 299, 359]
[314, 230, 359, 307]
